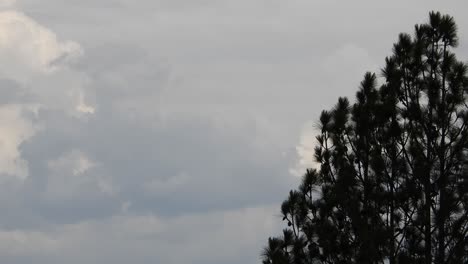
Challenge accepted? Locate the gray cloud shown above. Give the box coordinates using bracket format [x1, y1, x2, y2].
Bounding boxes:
[1, 1, 468, 263]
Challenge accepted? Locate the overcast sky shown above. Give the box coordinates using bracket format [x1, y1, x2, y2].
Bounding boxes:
[0, 1, 467, 263]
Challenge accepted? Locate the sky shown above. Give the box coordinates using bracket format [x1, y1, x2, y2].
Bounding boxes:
[0, 1, 467, 263]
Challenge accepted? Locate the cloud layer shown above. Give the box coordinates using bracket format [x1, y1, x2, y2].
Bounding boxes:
[1, 1, 468, 263]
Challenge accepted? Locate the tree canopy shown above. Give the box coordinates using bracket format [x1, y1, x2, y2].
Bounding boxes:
[261, 11, 468, 264]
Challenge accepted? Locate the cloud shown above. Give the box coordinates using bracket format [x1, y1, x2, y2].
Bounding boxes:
[18, 110, 294, 222]
[45, 149, 116, 200]
[0, 229, 59, 257]
[0, 11, 82, 80]
[0, 11, 93, 116]
[289, 122, 321, 177]
[321, 43, 378, 99]
[0, 104, 40, 181]
[0, 11, 94, 185]
[0, 205, 281, 264]
[47, 150, 96, 177]
[1, 1, 467, 264]
[144, 171, 190, 196]
[0, 0, 15, 8]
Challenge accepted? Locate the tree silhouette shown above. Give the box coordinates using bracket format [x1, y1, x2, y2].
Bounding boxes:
[262, 11, 467, 264]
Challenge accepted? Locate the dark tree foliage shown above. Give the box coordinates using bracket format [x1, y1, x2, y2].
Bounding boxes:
[262, 12, 468, 264]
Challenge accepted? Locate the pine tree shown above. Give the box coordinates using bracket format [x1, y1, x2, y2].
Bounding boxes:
[261, 11, 468, 264]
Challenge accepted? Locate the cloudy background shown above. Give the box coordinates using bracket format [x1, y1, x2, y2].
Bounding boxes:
[0, 1, 467, 263]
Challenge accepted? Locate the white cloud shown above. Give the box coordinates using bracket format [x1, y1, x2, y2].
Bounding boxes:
[289, 44, 379, 177]
[47, 149, 95, 174]
[0, 11, 94, 116]
[0, 104, 40, 181]
[289, 122, 320, 177]
[0, 0, 15, 9]
[76, 90, 95, 114]
[46, 150, 117, 199]
[0, 11, 82, 81]
[0, 11, 94, 184]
